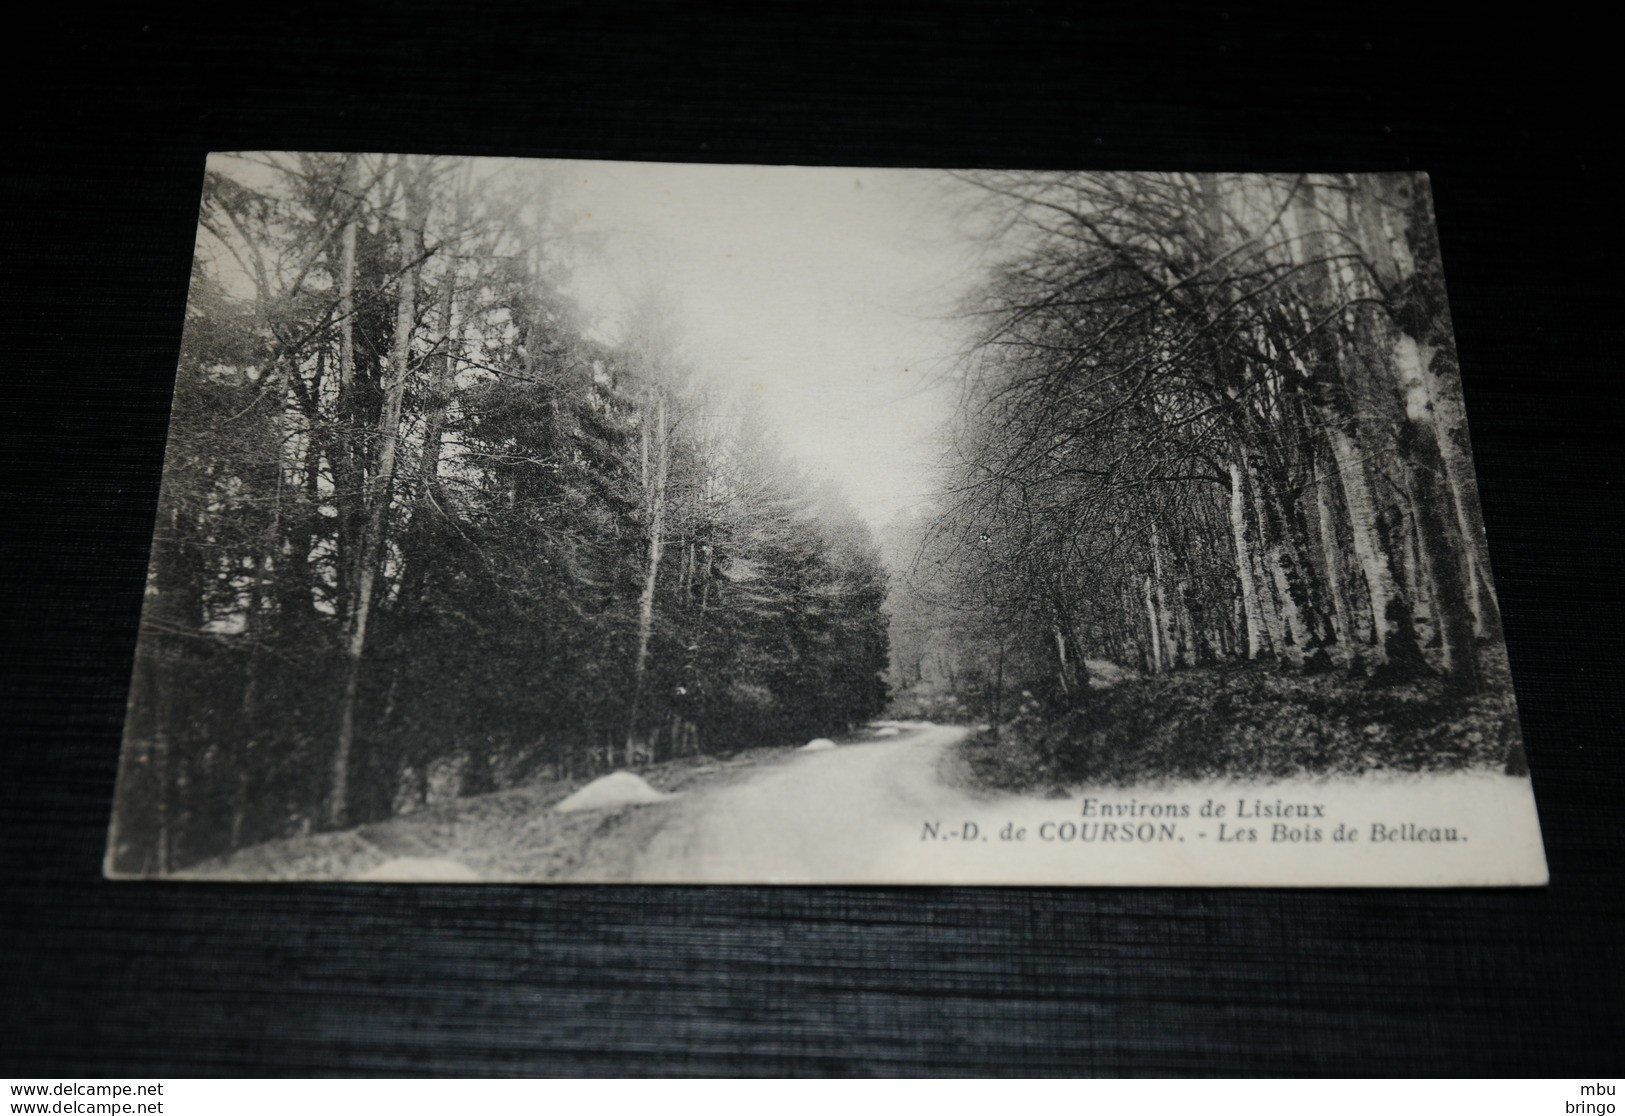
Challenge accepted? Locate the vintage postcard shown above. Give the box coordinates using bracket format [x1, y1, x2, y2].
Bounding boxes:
[105, 155, 1548, 885]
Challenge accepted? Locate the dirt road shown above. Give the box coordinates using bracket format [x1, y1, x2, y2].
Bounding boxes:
[185, 720, 1548, 886]
[571, 722, 976, 883]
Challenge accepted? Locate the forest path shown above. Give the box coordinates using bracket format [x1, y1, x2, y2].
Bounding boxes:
[566, 722, 974, 883]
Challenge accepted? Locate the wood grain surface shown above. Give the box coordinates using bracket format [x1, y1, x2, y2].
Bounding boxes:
[3, 3, 1621, 1076]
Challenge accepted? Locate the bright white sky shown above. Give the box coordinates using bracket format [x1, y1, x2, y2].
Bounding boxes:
[541, 159, 987, 531]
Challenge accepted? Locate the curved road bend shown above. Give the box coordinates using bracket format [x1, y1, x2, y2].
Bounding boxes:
[610, 723, 975, 884]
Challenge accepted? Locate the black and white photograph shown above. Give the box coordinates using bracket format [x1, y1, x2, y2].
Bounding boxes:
[11, 1, 1625, 1087]
[104, 155, 1547, 885]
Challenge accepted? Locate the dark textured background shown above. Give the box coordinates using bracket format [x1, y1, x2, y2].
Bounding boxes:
[3, 3, 1621, 1076]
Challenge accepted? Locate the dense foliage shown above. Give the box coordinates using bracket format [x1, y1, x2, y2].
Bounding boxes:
[890, 172, 1518, 774]
[111, 155, 889, 873]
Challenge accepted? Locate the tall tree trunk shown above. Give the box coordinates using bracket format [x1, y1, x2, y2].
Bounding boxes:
[233, 654, 257, 852]
[1409, 290, 1496, 643]
[420, 276, 456, 496]
[1295, 175, 1386, 667]
[1449, 477, 1492, 639]
[1380, 177, 1498, 653]
[1149, 522, 1179, 670]
[1227, 461, 1266, 659]
[126, 499, 199, 874]
[151, 665, 173, 874]
[238, 353, 294, 847]
[1393, 482, 1428, 631]
[130, 644, 173, 875]
[331, 160, 422, 828]
[1393, 334, 1482, 691]
[1310, 452, 1355, 664]
[281, 351, 324, 633]
[1325, 424, 1402, 664]
[1143, 574, 1164, 674]
[1248, 463, 1310, 666]
[1426, 367, 1498, 640]
[1049, 597, 1089, 698]
[625, 389, 670, 764]
[332, 157, 362, 623]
